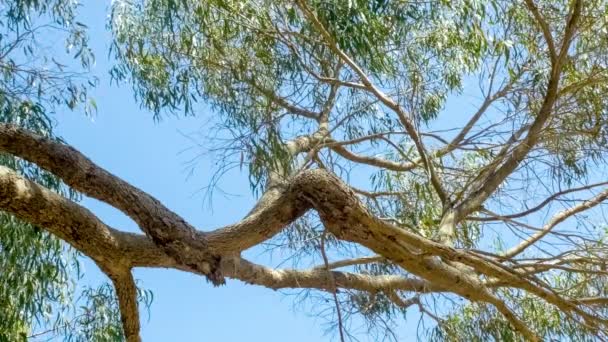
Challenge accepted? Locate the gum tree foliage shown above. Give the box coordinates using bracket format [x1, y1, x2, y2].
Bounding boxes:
[2, 0, 608, 341]
[0, 1, 151, 341]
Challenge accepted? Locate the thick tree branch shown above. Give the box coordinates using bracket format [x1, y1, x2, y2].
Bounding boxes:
[0, 152, 536, 337]
[0, 124, 308, 282]
[0, 165, 144, 340]
[0, 163, 436, 296]
[104, 268, 141, 342]
[0, 123, 224, 283]
[219, 257, 438, 294]
[0, 165, 124, 262]
[1, 123, 602, 338]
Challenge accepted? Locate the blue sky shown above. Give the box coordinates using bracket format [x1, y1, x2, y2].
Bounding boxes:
[50, 1, 421, 341]
[30, 1, 608, 341]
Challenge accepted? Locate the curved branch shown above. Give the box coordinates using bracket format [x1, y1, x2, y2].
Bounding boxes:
[471, 181, 608, 222]
[0, 164, 439, 307]
[295, 0, 448, 206]
[104, 268, 141, 342]
[329, 143, 415, 171]
[524, 0, 557, 62]
[0, 123, 223, 283]
[457, 0, 582, 218]
[503, 187, 608, 258]
[0, 165, 123, 262]
[0, 163, 169, 269]
[0, 124, 303, 260]
[1, 124, 601, 338]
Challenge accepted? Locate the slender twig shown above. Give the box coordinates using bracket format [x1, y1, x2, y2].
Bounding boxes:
[320, 231, 346, 342]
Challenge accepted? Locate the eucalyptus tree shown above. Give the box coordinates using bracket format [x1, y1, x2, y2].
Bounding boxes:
[2, 0, 608, 341]
[0, 1, 152, 340]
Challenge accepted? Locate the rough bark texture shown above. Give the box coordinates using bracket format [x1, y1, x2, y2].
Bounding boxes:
[0, 123, 602, 341]
[1, 1, 603, 340]
[104, 267, 141, 342]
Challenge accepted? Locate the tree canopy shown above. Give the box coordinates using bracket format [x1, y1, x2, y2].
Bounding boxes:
[2, 0, 608, 340]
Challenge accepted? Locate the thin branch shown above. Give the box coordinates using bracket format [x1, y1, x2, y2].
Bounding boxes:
[577, 297, 608, 306]
[246, 78, 320, 120]
[329, 143, 416, 171]
[503, 187, 608, 259]
[524, 0, 557, 62]
[320, 231, 345, 342]
[386, 292, 419, 309]
[294, 0, 448, 206]
[457, 0, 582, 218]
[313, 255, 385, 270]
[437, 78, 517, 157]
[471, 181, 608, 222]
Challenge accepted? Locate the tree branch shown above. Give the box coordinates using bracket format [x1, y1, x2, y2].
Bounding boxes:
[524, 0, 557, 62]
[104, 268, 141, 342]
[0, 123, 224, 283]
[503, 187, 608, 259]
[0, 162, 438, 297]
[246, 78, 321, 120]
[457, 0, 583, 219]
[0, 164, 124, 262]
[219, 257, 438, 294]
[470, 181, 608, 222]
[312, 255, 385, 270]
[329, 143, 416, 171]
[1, 123, 601, 337]
[294, 0, 448, 206]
